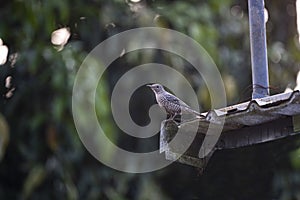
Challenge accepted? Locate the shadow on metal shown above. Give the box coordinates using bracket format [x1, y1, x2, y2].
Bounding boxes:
[160, 91, 300, 170]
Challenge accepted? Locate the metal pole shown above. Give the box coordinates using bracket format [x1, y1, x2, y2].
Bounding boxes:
[248, 0, 269, 99]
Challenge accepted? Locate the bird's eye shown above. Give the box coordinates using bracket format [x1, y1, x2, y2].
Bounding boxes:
[156, 86, 159, 88]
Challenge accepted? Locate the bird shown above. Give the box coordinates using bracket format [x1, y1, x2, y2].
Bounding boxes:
[147, 83, 202, 120]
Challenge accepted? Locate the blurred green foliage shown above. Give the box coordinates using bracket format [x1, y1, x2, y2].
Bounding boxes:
[0, 0, 300, 199]
[0, 114, 9, 161]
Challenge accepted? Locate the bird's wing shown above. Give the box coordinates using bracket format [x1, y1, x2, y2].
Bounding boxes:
[164, 92, 201, 116]
[165, 92, 190, 108]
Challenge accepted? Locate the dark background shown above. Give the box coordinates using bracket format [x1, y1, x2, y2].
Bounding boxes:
[0, 0, 300, 199]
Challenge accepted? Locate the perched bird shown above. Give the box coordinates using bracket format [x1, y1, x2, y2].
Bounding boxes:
[147, 83, 202, 120]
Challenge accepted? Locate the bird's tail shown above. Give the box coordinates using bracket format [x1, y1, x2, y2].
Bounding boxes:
[181, 106, 205, 118]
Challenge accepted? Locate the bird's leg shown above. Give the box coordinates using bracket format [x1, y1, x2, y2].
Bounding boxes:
[170, 113, 176, 120]
[171, 113, 182, 124]
[166, 114, 180, 126]
[167, 113, 178, 121]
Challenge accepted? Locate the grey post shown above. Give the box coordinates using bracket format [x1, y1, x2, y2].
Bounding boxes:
[248, 0, 269, 99]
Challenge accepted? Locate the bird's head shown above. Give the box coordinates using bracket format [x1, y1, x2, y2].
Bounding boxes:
[147, 83, 165, 94]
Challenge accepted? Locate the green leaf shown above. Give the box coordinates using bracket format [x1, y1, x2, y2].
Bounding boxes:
[22, 165, 46, 200]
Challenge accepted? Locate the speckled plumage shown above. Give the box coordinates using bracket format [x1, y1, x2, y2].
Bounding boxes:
[147, 83, 201, 119]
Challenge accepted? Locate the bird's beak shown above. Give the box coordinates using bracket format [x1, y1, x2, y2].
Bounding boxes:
[146, 84, 153, 88]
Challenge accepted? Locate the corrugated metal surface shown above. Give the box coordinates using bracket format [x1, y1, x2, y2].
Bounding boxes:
[182, 90, 300, 132]
[160, 90, 300, 169]
[222, 90, 300, 126]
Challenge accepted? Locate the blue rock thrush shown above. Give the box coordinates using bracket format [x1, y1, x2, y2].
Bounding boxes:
[147, 83, 202, 120]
